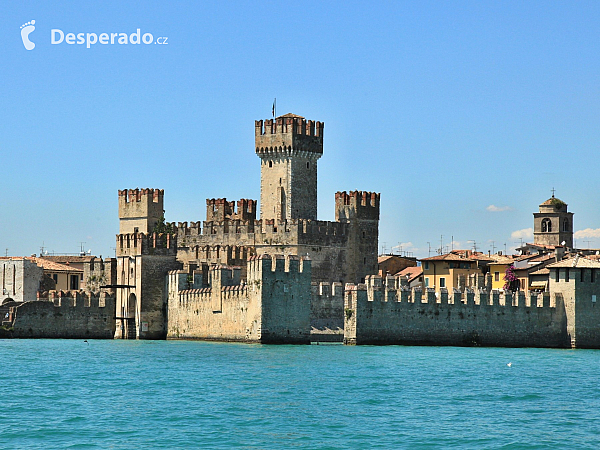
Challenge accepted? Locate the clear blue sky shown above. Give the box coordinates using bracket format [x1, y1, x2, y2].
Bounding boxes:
[2, 1, 600, 259]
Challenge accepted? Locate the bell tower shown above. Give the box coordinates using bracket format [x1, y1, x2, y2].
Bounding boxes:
[255, 114, 323, 221]
[533, 193, 574, 248]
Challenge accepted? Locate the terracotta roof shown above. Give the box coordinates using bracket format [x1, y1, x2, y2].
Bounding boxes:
[395, 266, 423, 282]
[530, 268, 550, 276]
[529, 253, 555, 263]
[547, 256, 600, 269]
[378, 255, 395, 263]
[489, 256, 515, 264]
[541, 197, 566, 206]
[38, 255, 94, 263]
[449, 250, 494, 262]
[30, 258, 83, 273]
[420, 253, 474, 262]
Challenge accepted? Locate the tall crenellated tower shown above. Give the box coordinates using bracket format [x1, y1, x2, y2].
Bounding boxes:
[118, 188, 164, 234]
[116, 187, 180, 340]
[335, 191, 380, 283]
[255, 114, 324, 221]
[533, 194, 574, 248]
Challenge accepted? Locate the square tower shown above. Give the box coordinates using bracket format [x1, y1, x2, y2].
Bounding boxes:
[118, 188, 164, 234]
[255, 114, 323, 221]
[533, 195, 574, 248]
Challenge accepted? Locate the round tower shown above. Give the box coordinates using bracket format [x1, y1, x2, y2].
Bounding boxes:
[255, 114, 323, 221]
[533, 193, 574, 248]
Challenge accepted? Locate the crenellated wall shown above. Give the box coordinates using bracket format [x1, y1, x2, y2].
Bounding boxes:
[344, 275, 569, 347]
[310, 282, 344, 340]
[167, 254, 311, 344]
[10, 291, 116, 339]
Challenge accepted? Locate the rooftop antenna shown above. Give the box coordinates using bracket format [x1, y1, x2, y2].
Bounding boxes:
[79, 242, 86, 256]
[504, 243, 507, 255]
[490, 241, 496, 254]
[40, 242, 45, 256]
[439, 235, 443, 255]
[451, 235, 454, 251]
[584, 240, 592, 249]
[111, 247, 117, 257]
[4, 249, 7, 257]
[427, 242, 431, 257]
[468, 240, 479, 252]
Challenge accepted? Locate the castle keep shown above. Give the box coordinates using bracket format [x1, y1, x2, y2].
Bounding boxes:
[115, 114, 380, 341]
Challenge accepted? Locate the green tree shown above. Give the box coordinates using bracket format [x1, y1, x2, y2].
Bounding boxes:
[153, 215, 173, 234]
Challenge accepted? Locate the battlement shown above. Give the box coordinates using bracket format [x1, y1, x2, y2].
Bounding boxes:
[335, 191, 380, 221]
[247, 254, 311, 279]
[344, 275, 566, 347]
[118, 188, 163, 203]
[206, 198, 257, 222]
[255, 115, 324, 157]
[45, 290, 115, 308]
[116, 232, 177, 256]
[354, 275, 555, 308]
[311, 282, 343, 298]
[118, 188, 165, 234]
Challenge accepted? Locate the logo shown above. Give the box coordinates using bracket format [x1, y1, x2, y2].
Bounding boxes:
[51, 28, 168, 48]
[20, 20, 36, 50]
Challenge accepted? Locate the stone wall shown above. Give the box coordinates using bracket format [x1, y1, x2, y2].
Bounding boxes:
[0, 259, 43, 303]
[549, 266, 600, 348]
[83, 257, 116, 293]
[344, 275, 569, 347]
[11, 291, 116, 339]
[166, 255, 311, 344]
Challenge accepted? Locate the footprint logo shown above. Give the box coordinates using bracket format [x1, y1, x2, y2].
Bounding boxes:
[20, 20, 36, 50]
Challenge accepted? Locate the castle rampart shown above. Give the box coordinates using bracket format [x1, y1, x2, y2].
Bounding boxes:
[167, 254, 311, 343]
[9, 290, 116, 339]
[344, 275, 568, 347]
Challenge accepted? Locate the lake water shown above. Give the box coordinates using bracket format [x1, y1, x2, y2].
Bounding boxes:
[1, 340, 599, 449]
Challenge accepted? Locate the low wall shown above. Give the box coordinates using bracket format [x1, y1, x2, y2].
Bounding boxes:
[11, 293, 116, 339]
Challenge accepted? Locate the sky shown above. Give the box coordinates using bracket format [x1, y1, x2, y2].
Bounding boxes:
[1, 1, 600, 259]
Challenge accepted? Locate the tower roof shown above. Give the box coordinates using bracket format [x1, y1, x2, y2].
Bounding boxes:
[540, 196, 566, 207]
[277, 113, 304, 119]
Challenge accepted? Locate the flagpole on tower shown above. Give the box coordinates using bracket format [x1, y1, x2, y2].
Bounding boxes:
[272, 98, 276, 118]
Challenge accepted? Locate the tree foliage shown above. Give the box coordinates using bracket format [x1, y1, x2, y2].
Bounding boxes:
[153, 215, 173, 234]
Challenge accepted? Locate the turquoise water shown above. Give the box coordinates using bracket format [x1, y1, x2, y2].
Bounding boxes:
[1, 341, 599, 449]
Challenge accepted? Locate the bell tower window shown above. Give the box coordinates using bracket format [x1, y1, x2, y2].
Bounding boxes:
[541, 218, 552, 233]
[563, 219, 569, 232]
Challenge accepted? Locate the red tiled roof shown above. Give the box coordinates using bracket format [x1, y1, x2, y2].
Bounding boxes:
[395, 266, 423, 281]
[30, 258, 83, 272]
[420, 253, 474, 262]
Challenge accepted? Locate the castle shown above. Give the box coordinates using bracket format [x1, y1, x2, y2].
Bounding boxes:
[2, 113, 599, 349]
[114, 114, 380, 341]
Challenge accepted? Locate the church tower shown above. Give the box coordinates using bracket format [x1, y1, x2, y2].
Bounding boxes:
[255, 114, 323, 221]
[533, 193, 574, 248]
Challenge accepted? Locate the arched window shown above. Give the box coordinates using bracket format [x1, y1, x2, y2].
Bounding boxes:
[541, 218, 552, 233]
[268, 161, 272, 168]
[563, 219, 569, 232]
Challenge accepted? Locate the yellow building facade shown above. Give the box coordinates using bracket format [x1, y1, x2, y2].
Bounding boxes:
[420, 253, 479, 292]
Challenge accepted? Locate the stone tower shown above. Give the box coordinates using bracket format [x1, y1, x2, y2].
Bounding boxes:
[115, 188, 180, 340]
[118, 188, 165, 234]
[255, 114, 324, 221]
[335, 191, 380, 283]
[533, 194, 574, 248]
